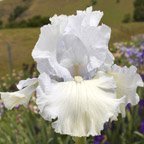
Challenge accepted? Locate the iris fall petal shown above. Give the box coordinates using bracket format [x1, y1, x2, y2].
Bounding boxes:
[36, 73, 124, 137]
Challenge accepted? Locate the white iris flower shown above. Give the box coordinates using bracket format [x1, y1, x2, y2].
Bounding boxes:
[0, 7, 143, 137]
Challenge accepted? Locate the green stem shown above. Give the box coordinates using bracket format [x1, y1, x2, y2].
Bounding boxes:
[73, 137, 87, 144]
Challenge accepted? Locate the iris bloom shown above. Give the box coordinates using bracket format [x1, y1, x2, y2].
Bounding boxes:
[0, 7, 143, 137]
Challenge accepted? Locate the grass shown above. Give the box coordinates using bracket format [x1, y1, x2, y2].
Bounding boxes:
[23, 0, 133, 26]
[23, 0, 90, 19]
[0, 28, 39, 76]
[110, 22, 144, 43]
[93, 0, 133, 26]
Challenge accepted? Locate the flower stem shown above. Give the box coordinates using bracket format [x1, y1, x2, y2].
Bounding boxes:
[73, 137, 87, 144]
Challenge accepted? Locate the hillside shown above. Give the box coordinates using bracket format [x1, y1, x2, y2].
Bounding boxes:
[0, 0, 133, 26]
[0, 0, 24, 23]
[0, 0, 90, 23]
[24, 0, 134, 26]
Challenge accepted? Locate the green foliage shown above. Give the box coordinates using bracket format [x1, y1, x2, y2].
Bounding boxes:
[6, 16, 50, 28]
[122, 13, 131, 23]
[105, 104, 144, 144]
[8, 6, 27, 22]
[134, 0, 144, 7]
[116, 0, 120, 3]
[0, 108, 73, 144]
[133, 0, 144, 22]
[27, 16, 50, 27]
[0, 64, 37, 92]
[0, 20, 3, 28]
[91, 0, 97, 5]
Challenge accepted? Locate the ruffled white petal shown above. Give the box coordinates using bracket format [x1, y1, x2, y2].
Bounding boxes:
[108, 65, 144, 116]
[33, 50, 73, 81]
[81, 10, 103, 27]
[32, 7, 112, 80]
[17, 78, 38, 90]
[32, 24, 73, 81]
[58, 34, 92, 77]
[76, 6, 103, 27]
[84, 24, 111, 47]
[65, 7, 103, 35]
[50, 15, 68, 32]
[32, 24, 59, 55]
[0, 78, 38, 110]
[98, 50, 114, 72]
[64, 23, 112, 76]
[36, 73, 124, 137]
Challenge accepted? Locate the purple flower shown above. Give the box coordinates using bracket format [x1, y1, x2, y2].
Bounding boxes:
[140, 74, 144, 81]
[114, 35, 144, 70]
[104, 142, 110, 144]
[138, 99, 144, 116]
[126, 103, 131, 111]
[15, 105, 20, 109]
[139, 99, 144, 108]
[94, 135, 104, 144]
[94, 135, 110, 144]
[140, 120, 144, 134]
[140, 49, 144, 61]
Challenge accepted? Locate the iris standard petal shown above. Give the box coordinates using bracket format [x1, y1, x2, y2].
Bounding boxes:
[34, 50, 73, 81]
[32, 7, 113, 80]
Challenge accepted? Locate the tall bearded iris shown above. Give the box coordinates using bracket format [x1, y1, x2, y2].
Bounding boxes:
[0, 7, 143, 139]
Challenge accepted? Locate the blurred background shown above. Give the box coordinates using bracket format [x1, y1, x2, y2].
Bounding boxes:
[0, 0, 144, 144]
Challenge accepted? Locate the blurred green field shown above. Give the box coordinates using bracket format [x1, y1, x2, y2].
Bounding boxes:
[0, 0, 144, 76]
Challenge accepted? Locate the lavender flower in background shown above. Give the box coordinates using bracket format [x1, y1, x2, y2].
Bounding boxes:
[141, 74, 144, 81]
[140, 120, 144, 134]
[114, 34, 144, 80]
[138, 99, 144, 116]
[120, 46, 143, 67]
